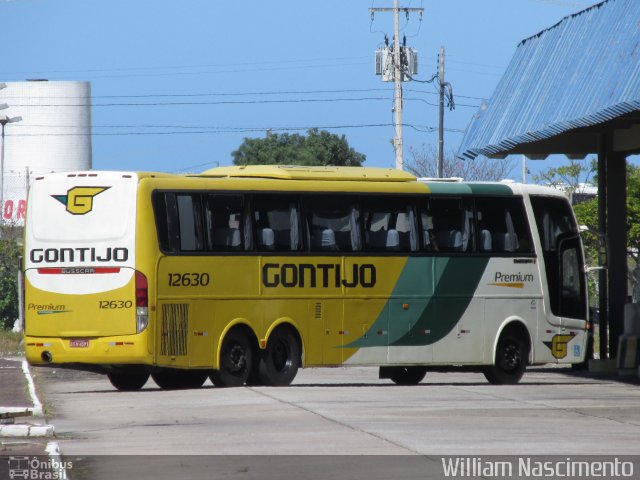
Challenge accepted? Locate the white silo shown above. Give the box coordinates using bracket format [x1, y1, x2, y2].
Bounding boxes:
[0, 80, 91, 224]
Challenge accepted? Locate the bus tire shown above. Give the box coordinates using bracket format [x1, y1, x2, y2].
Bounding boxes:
[386, 366, 427, 385]
[107, 371, 149, 391]
[245, 353, 264, 386]
[258, 327, 300, 386]
[151, 369, 208, 390]
[484, 333, 528, 385]
[210, 329, 252, 387]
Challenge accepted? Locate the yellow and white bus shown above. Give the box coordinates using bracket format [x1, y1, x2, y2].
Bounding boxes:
[23, 166, 589, 390]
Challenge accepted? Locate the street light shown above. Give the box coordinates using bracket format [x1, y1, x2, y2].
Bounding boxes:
[0, 115, 23, 221]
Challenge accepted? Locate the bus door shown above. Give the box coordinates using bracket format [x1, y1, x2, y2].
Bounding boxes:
[557, 234, 588, 328]
[530, 196, 588, 362]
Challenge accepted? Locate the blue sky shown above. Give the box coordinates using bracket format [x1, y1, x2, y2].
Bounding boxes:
[1, 0, 595, 177]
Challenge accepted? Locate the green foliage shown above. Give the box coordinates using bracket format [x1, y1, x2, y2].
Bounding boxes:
[0, 330, 23, 355]
[572, 163, 640, 261]
[0, 225, 22, 330]
[231, 128, 365, 167]
[531, 157, 597, 194]
[533, 159, 640, 305]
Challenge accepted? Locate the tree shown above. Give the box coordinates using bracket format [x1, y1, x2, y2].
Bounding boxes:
[571, 163, 640, 302]
[405, 145, 515, 181]
[231, 128, 365, 166]
[0, 224, 22, 330]
[533, 158, 640, 302]
[531, 157, 597, 199]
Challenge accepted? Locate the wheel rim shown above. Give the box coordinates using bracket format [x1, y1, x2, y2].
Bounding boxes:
[271, 339, 292, 373]
[499, 341, 521, 373]
[225, 342, 248, 375]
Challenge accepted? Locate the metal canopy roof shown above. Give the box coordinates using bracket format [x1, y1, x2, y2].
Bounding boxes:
[457, 0, 640, 160]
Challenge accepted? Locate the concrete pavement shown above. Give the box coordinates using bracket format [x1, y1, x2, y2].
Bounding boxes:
[37, 365, 640, 456]
[0, 358, 55, 457]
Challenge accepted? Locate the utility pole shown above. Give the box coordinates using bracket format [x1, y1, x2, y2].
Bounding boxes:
[370, 2, 423, 170]
[393, 0, 403, 171]
[437, 46, 445, 178]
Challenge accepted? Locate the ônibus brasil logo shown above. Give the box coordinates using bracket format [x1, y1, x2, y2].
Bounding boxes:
[52, 186, 109, 215]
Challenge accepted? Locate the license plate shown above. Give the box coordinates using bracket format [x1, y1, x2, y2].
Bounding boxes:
[69, 339, 90, 348]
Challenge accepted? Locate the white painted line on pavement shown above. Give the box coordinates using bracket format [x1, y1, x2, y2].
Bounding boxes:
[21, 359, 44, 417]
[46, 441, 69, 479]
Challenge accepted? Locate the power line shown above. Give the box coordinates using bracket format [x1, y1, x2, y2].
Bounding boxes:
[5, 122, 466, 137]
[0, 56, 371, 77]
[3, 60, 371, 81]
[406, 97, 479, 109]
[1, 87, 394, 100]
[3, 86, 490, 103]
[8, 97, 394, 108]
[8, 96, 481, 109]
[406, 88, 488, 101]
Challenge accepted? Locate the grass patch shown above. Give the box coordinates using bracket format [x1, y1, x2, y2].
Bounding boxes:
[0, 329, 24, 357]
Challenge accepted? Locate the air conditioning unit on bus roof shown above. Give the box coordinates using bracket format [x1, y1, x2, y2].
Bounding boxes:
[417, 177, 463, 183]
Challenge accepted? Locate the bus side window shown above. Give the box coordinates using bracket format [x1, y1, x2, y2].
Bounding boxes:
[254, 195, 302, 252]
[361, 197, 417, 252]
[475, 197, 533, 254]
[176, 194, 205, 252]
[153, 192, 180, 253]
[205, 195, 246, 251]
[304, 196, 361, 252]
[153, 192, 205, 253]
[418, 200, 437, 252]
[428, 198, 475, 253]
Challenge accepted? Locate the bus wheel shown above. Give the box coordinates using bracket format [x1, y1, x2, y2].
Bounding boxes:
[484, 333, 527, 385]
[385, 366, 427, 385]
[107, 372, 149, 391]
[258, 327, 300, 386]
[210, 329, 252, 387]
[245, 355, 264, 386]
[151, 369, 208, 390]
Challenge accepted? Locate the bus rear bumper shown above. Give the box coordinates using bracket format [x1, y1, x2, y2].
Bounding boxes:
[24, 334, 153, 367]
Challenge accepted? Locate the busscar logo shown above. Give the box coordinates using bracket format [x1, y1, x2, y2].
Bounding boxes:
[544, 333, 576, 359]
[52, 186, 109, 215]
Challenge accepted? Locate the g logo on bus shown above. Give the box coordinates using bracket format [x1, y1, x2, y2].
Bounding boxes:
[52, 187, 110, 215]
[543, 333, 576, 359]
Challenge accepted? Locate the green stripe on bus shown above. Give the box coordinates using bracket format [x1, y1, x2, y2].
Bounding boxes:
[421, 182, 514, 196]
[392, 256, 489, 346]
[421, 183, 473, 195]
[346, 256, 489, 348]
[467, 184, 514, 195]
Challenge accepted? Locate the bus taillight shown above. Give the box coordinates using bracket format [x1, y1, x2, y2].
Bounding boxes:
[135, 270, 149, 333]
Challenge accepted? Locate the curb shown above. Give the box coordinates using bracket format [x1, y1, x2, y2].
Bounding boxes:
[0, 358, 51, 438]
[0, 424, 55, 437]
[22, 359, 44, 417]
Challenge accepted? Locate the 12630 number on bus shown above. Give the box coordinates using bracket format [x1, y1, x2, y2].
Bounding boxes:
[167, 272, 211, 287]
